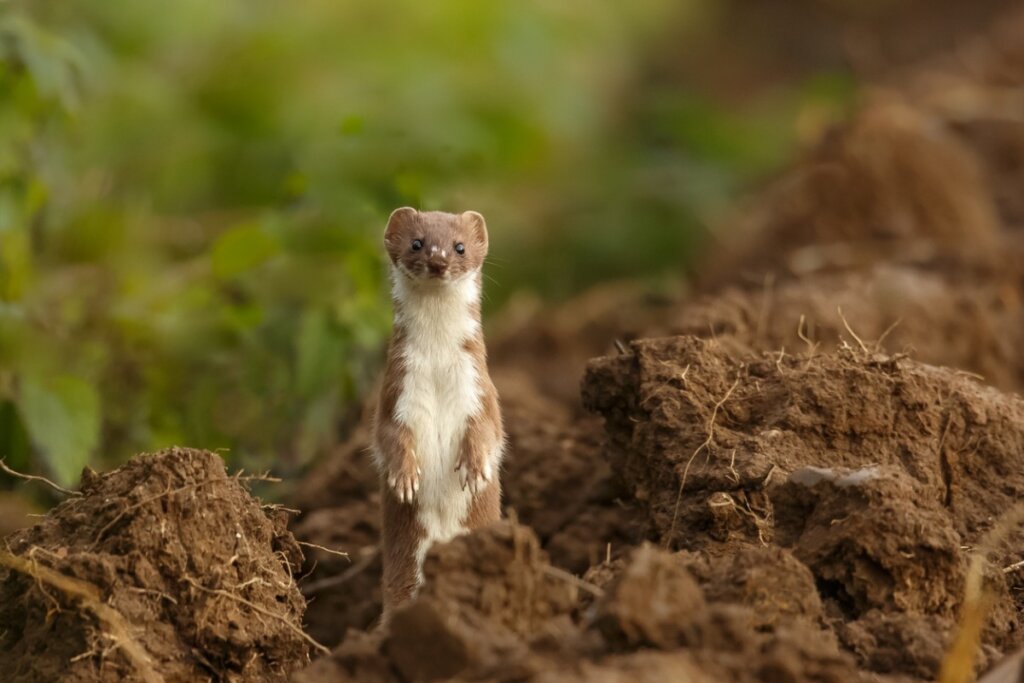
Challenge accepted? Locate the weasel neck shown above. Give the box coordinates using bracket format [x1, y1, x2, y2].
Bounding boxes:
[390, 269, 482, 345]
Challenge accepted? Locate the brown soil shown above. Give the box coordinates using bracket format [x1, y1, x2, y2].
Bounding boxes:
[297, 527, 884, 683]
[0, 447, 311, 682]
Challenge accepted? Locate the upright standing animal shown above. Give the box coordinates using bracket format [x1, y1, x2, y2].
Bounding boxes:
[373, 207, 504, 617]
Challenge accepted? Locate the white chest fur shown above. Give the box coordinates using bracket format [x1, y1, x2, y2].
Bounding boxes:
[392, 273, 482, 556]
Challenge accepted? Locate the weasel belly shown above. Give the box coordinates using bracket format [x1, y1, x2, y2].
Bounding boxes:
[394, 343, 480, 568]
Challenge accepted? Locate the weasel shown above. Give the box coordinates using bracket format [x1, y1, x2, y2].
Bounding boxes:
[373, 207, 504, 617]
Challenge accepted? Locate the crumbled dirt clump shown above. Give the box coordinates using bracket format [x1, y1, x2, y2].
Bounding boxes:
[838, 610, 956, 680]
[384, 521, 580, 681]
[0, 447, 311, 683]
[678, 545, 826, 631]
[590, 544, 865, 683]
[778, 467, 967, 619]
[591, 543, 709, 651]
[295, 522, 586, 683]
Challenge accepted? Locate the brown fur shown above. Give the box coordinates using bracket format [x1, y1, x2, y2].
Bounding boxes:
[375, 326, 418, 493]
[461, 480, 501, 529]
[380, 485, 426, 614]
[454, 334, 503, 482]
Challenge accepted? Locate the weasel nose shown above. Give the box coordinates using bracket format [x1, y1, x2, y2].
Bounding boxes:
[428, 261, 448, 276]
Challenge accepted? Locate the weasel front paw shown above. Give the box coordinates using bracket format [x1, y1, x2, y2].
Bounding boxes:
[455, 455, 493, 495]
[388, 454, 421, 504]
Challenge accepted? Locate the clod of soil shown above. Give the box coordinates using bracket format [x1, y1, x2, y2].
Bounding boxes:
[385, 521, 579, 682]
[838, 610, 956, 680]
[295, 521, 585, 683]
[679, 545, 826, 631]
[779, 466, 966, 618]
[0, 447, 311, 683]
[591, 543, 709, 651]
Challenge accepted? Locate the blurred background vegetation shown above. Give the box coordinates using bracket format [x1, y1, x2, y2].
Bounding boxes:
[0, 0, 1006, 490]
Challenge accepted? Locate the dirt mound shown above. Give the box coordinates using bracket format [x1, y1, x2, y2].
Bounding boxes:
[384, 521, 580, 682]
[699, 99, 1002, 288]
[583, 336, 1024, 677]
[780, 466, 964, 617]
[584, 336, 1024, 547]
[899, 6, 1024, 229]
[0, 447, 311, 683]
[591, 543, 709, 651]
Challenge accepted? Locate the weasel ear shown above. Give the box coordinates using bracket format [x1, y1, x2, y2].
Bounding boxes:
[461, 211, 488, 255]
[384, 207, 417, 253]
[385, 206, 415, 244]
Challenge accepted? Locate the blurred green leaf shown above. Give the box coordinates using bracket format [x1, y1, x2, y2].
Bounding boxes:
[17, 374, 100, 486]
[210, 223, 280, 279]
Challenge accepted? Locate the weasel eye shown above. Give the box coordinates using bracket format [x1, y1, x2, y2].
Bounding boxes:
[455, 243, 465, 255]
[411, 239, 423, 251]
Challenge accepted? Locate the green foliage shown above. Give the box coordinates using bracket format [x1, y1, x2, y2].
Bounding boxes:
[0, 0, 852, 482]
[18, 375, 99, 486]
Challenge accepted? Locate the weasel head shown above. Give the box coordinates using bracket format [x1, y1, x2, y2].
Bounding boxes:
[384, 208, 488, 285]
